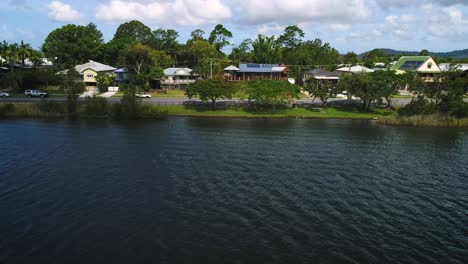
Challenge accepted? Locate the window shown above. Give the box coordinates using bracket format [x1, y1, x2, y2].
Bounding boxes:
[86, 74, 94, 78]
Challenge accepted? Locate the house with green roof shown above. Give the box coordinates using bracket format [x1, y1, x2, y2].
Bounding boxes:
[391, 56, 441, 82]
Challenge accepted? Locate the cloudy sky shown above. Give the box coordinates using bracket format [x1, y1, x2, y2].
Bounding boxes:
[1, 0, 467, 54]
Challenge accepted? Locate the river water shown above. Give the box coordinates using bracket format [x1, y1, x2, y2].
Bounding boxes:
[0, 118, 467, 263]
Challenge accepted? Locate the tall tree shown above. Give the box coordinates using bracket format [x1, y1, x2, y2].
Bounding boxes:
[113, 20, 153, 44]
[277, 25, 305, 48]
[208, 24, 233, 52]
[150, 28, 180, 57]
[125, 43, 153, 90]
[43, 23, 103, 67]
[252, 35, 282, 64]
[190, 29, 205, 41]
[343, 52, 359, 65]
[229, 39, 253, 63]
[18, 40, 32, 65]
[1, 41, 9, 64]
[186, 40, 218, 78]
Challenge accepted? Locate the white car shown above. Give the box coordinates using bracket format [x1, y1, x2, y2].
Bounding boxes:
[25, 90, 48, 97]
[136, 93, 152, 98]
[0, 92, 10, 97]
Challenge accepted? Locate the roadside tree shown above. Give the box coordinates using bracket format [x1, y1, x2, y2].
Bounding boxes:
[245, 79, 300, 105]
[186, 78, 234, 109]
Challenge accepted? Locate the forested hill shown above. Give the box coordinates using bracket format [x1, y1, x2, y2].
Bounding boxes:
[361, 49, 468, 58]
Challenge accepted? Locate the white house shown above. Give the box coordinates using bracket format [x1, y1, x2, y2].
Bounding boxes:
[161, 68, 197, 89]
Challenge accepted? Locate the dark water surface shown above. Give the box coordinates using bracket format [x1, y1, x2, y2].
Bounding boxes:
[1, 118, 467, 263]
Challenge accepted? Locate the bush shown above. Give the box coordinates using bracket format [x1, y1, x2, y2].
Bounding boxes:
[0, 104, 15, 118]
[36, 99, 64, 113]
[398, 97, 438, 116]
[84, 96, 109, 118]
[139, 104, 168, 119]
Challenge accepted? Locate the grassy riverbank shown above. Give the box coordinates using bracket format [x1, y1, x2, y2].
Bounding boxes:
[378, 114, 468, 127]
[159, 105, 394, 119]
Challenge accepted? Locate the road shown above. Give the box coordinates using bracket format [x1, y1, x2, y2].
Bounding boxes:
[0, 96, 419, 106]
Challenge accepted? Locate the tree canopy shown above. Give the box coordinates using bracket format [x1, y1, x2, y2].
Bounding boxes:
[43, 23, 103, 67]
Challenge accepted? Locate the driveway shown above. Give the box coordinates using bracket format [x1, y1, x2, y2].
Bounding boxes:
[100, 92, 117, 98]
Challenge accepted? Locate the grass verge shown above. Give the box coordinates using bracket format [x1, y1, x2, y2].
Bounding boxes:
[159, 105, 394, 119]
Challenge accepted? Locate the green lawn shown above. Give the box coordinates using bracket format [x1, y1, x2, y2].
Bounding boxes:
[391, 94, 413, 99]
[159, 105, 394, 119]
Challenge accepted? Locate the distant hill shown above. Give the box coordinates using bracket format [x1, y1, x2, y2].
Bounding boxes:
[360, 49, 468, 59]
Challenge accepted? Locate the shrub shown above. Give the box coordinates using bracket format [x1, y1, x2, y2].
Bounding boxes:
[84, 96, 108, 118]
[0, 104, 15, 118]
[139, 104, 168, 119]
[36, 99, 64, 113]
[398, 97, 438, 116]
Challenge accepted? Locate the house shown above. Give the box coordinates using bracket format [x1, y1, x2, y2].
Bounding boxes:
[224, 63, 288, 82]
[114, 68, 129, 85]
[56, 60, 116, 88]
[336, 65, 374, 75]
[390, 56, 441, 81]
[439, 63, 468, 72]
[161, 67, 197, 89]
[302, 68, 340, 83]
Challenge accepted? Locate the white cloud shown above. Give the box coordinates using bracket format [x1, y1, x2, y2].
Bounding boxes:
[95, 0, 232, 26]
[424, 4, 468, 38]
[48, 1, 82, 22]
[329, 24, 352, 32]
[233, 0, 370, 25]
[376, 0, 468, 9]
[373, 14, 417, 39]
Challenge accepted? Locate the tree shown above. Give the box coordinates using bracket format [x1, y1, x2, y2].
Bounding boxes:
[43, 23, 103, 68]
[277, 25, 304, 48]
[150, 28, 180, 57]
[189, 29, 205, 42]
[125, 43, 153, 90]
[245, 79, 300, 105]
[150, 50, 172, 78]
[96, 73, 116, 93]
[343, 52, 359, 65]
[186, 40, 218, 78]
[368, 70, 405, 108]
[362, 49, 389, 68]
[18, 40, 32, 65]
[419, 49, 430, 56]
[252, 35, 282, 64]
[338, 74, 375, 110]
[304, 78, 340, 107]
[0, 41, 8, 64]
[60, 68, 85, 116]
[186, 78, 234, 109]
[229, 39, 253, 63]
[208, 24, 233, 52]
[113, 20, 153, 44]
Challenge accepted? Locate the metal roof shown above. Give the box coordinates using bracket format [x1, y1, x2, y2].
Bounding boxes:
[75, 60, 116, 73]
[304, 68, 340, 77]
[238, 63, 287, 73]
[224, 65, 240, 71]
[390, 56, 430, 71]
[163, 68, 193, 76]
[336, 65, 374, 73]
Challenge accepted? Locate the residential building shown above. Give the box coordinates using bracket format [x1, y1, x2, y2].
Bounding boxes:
[224, 63, 288, 82]
[302, 68, 340, 83]
[439, 63, 468, 72]
[56, 60, 116, 88]
[336, 65, 374, 75]
[161, 68, 197, 89]
[390, 56, 441, 81]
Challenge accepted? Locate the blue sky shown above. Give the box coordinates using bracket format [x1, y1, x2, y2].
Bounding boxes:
[1, 0, 467, 54]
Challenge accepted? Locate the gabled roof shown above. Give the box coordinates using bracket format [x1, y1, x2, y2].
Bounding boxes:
[238, 63, 287, 73]
[390, 56, 430, 71]
[56, 60, 116, 75]
[304, 68, 340, 78]
[163, 67, 193, 76]
[224, 65, 240, 71]
[76, 60, 116, 73]
[336, 65, 374, 73]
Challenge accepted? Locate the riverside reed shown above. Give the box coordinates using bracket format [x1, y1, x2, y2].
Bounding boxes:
[378, 114, 468, 127]
[0, 99, 168, 120]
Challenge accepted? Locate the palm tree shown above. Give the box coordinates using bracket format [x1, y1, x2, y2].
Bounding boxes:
[8, 43, 19, 71]
[0, 41, 9, 65]
[18, 40, 32, 65]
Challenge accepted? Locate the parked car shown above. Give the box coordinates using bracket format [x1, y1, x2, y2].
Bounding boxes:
[136, 93, 152, 98]
[25, 90, 48, 98]
[0, 92, 10, 97]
